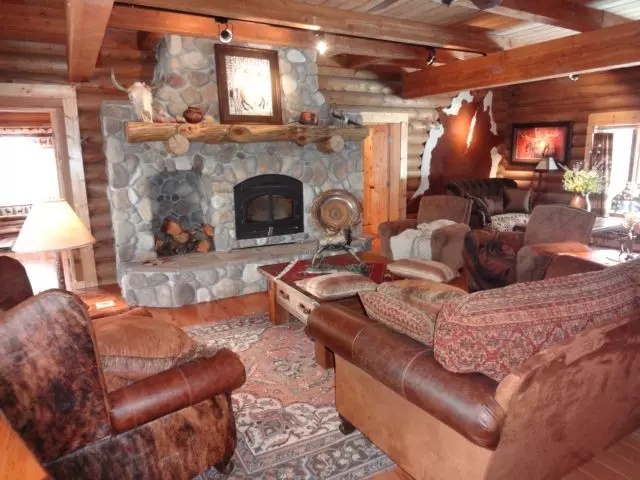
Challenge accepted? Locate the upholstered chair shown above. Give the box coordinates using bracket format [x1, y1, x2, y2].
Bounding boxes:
[0, 255, 33, 311]
[378, 195, 472, 270]
[0, 290, 245, 479]
[464, 205, 597, 291]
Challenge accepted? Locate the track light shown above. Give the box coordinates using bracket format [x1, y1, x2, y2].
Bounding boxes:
[315, 33, 328, 55]
[426, 48, 436, 66]
[216, 17, 233, 43]
[569, 73, 579, 81]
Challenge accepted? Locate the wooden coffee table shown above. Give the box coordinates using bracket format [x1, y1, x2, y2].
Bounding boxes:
[258, 252, 389, 368]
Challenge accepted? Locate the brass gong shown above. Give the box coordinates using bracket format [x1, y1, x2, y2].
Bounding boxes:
[311, 189, 363, 235]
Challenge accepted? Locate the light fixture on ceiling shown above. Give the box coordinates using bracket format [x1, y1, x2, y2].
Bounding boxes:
[315, 33, 329, 55]
[216, 17, 233, 44]
[426, 48, 437, 66]
[569, 73, 579, 81]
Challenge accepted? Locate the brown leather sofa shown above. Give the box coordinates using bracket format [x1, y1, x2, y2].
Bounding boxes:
[0, 290, 246, 479]
[306, 256, 640, 480]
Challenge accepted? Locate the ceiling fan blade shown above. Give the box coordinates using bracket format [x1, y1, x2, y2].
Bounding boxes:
[470, 0, 502, 8]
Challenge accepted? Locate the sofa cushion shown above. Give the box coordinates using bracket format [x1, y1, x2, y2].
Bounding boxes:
[360, 280, 466, 346]
[479, 195, 504, 215]
[295, 272, 377, 300]
[387, 258, 457, 283]
[434, 259, 640, 381]
[94, 315, 198, 376]
[486, 213, 530, 232]
[504, 188, 533, 214]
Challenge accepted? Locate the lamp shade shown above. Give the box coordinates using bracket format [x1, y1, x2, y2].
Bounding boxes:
[13, 200, 95, 253]
[534, 157, 559, 172]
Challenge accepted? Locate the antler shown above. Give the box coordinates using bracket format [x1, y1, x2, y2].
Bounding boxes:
[110, 69, 128, 92]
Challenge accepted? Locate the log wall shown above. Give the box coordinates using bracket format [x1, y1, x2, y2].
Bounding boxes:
[0, 30, 155, 285]
[495, 66, 640, 193]
[317, 57, 454, 205]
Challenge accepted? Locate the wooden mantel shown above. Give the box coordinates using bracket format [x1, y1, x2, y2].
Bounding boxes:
[125, 122, 369, 154]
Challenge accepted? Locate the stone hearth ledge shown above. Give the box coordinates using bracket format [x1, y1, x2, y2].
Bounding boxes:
[120, 238, 371, 307]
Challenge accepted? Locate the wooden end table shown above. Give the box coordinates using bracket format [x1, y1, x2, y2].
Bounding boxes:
[258, 252, 389, 369]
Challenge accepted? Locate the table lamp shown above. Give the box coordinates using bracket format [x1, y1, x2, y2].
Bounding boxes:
[534, 156, 559, 194]
[12, 200, 95, 289]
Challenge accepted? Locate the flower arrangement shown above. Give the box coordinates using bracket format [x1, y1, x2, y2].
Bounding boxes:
[562, 162, 605, 195]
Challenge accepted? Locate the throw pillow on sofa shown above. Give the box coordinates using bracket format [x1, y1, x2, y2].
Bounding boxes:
[295, 272, 377, 300]
[504, 188, 533, 213]
[433, 259, 640, 381]
[359, 280, 466, 347]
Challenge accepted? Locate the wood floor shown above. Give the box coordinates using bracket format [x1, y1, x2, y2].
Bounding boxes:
[80, 286, 640, 480]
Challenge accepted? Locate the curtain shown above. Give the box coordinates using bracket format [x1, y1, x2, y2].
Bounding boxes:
[592, 132, 614, 216]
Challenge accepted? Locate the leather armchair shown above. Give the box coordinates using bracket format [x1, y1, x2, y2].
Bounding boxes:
[378, 195, 472, 270]
[0, 290, 246, 479]
[464, 205, 597, 291]
[0, 255, 33, 311]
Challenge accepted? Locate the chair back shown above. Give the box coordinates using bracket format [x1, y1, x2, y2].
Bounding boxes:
[0, 291, 112, 463]
[416, 195, 472, 225]
[524, 205, 596, 246]
[0, 256, 33, 311]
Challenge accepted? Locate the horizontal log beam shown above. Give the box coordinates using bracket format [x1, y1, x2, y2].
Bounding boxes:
[443, 0, 628, 32]
[403, 20, 640, 98]
[109, 6, 452, 62]
[121, 0, 503, 53]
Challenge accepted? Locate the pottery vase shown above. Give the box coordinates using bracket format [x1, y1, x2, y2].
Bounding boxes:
[183, 106, 203, 124]
[569, 192, 591, 212]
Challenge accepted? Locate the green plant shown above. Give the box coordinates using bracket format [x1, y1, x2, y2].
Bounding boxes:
[562, 163, 605, 195]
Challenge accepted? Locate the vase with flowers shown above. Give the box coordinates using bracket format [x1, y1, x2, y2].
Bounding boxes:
[562, 162, 605, 211]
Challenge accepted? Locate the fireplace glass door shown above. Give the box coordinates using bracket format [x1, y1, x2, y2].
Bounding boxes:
[234, 174, 303, 240]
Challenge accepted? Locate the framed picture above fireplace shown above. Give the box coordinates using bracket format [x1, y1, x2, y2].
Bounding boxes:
[511, 122, 573, 166]
[215, 45, 283, 125]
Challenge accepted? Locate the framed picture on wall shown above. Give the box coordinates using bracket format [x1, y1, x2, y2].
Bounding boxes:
[511, 122, 573, 165]
[214, 45, 283, 125]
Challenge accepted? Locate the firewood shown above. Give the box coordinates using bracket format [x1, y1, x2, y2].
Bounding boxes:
[173, 231, 189, 244]
[202, 223, 214, 237]
[162, 219, 182, 235]
[196, 239, 211, 253]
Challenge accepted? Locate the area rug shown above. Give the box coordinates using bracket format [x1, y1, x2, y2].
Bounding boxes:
[185, 313, 394, 479]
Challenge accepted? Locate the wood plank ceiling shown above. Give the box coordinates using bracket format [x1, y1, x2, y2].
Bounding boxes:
[2, 0, 640, 82]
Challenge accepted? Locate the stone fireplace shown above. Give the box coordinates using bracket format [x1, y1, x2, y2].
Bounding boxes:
[101, 35, 366, 307]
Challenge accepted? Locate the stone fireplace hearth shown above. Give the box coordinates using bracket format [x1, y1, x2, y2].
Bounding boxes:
[101, 35, 367, 307]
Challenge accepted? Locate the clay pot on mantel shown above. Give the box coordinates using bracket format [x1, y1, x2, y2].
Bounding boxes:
[183, 106, 204, 124]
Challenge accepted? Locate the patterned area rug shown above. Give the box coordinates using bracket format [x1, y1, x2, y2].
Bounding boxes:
[185, 313, 393, 479]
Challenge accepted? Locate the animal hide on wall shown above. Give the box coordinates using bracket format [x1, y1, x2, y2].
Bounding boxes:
[410, 90, 502, 212]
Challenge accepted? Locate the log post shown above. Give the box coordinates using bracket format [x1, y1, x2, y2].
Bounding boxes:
[317, 135, 345, 153]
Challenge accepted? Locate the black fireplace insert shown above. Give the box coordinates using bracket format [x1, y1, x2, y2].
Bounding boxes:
[234, 174, 304, 240]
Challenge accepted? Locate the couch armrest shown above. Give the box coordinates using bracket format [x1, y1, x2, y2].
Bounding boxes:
[516, 242, 593, 283]
[431, 223, 471, 270]
[107, 348, 245, 433]
[307, 304, 505, 449]
[543, 254, 605, 279]
[489, 316, 640, 479]
[378, 219, 418, 259]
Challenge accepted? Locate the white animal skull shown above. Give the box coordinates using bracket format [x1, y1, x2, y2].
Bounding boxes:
[111, 70, 154, 123]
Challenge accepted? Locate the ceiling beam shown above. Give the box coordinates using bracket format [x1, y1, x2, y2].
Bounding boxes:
[403, 19, 640, 98]
[443, 0, 628, 32]
[109, 5, 466, 63]
[118, 0, 503, 53]
[66, 0, 115, 81]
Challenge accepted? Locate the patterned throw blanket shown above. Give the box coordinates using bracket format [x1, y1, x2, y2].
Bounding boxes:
[390, 219, 455, 260]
